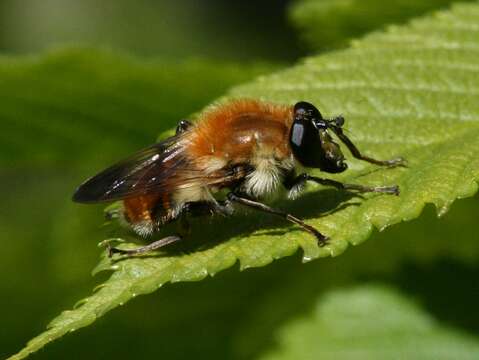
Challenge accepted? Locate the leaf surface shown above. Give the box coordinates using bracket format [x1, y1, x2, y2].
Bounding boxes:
[9, 3, 479, 358]
[261, 285, 479, 360]
[289, 0, 477, 51]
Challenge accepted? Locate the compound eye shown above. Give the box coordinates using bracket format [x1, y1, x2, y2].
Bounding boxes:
[290, 120, 307, 148]
[294, 101, 323, 121]
[289, 116, 320, 167]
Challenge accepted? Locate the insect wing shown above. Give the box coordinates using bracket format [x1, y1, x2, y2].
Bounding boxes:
[72, 135, 194, 203]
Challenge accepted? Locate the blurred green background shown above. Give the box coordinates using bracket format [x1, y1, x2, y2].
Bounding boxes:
[1, 1, 478, 359]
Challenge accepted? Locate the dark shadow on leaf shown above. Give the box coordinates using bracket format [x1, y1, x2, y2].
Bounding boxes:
[105, 188, 370, 263]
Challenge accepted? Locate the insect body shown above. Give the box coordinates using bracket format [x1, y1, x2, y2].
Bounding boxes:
[73, 100, 404, 256]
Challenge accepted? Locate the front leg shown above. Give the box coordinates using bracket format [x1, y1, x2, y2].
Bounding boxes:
[283, 170, 308, 199]
[284, 173, 399, 197]
[329, 119, 406, 167]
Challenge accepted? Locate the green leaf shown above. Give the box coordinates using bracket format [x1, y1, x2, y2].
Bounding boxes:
[9, 2, 479, 358]
[289, 0, 477, 51]
[260, 285, 479, 360]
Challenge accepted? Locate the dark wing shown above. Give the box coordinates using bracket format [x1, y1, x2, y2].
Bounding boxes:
[72, 134, 215, 203]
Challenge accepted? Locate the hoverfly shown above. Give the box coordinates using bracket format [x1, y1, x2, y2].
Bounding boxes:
[73, 100, 405, 256]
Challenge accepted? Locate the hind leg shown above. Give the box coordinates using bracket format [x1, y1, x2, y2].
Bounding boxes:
[107, 200, 232, 257]
[107, 235, 182, 256]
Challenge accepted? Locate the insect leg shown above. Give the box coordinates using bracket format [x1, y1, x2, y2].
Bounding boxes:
[298, 174, 399, 195]
[281, 170, 305, 199]
[107, 235, 181, 257]
[108, 200, 232, 257]
[178, 200, 234, 236]
[183, 200, 232, 217]
[176, 119, 193, 134]
[330, 121, 406, 167]
[226, 193, 328, 246]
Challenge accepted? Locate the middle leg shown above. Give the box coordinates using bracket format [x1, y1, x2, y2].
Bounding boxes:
[227, 192, 328, 246]
[284, 173, 399, 198]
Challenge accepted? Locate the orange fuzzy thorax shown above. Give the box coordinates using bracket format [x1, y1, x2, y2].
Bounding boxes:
[188, 99, 294, 164]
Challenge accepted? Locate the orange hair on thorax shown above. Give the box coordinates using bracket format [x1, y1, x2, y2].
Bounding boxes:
[188, 99, 293, 161]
